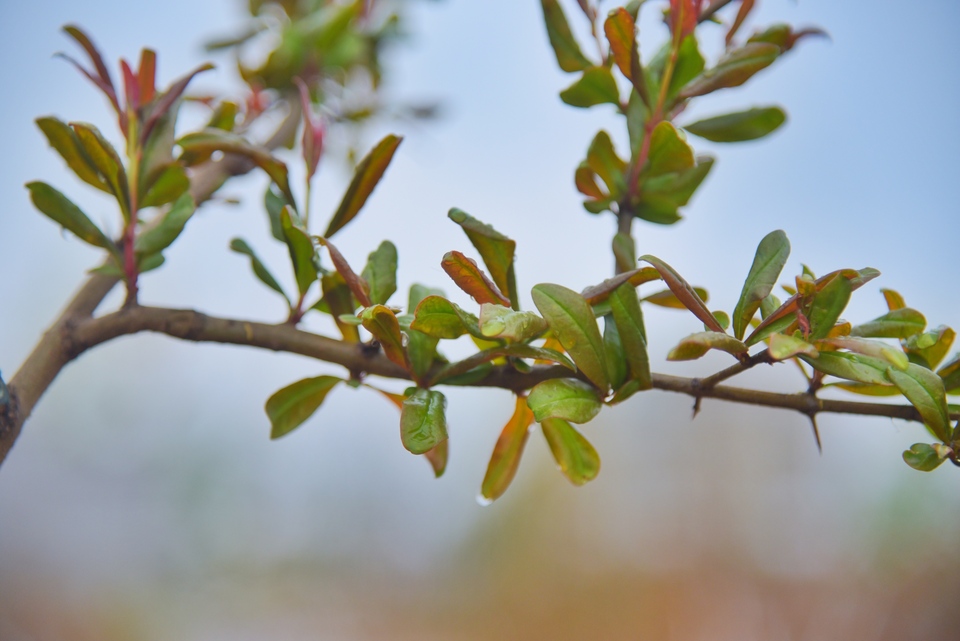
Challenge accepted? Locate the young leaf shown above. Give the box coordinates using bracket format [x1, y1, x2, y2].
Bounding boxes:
[532, 284, 610, 392]
[400, 388, 448, 455]
[768, 333, 818, 361]
[560, 67, 620, 109]
[281, 207, 318, 297]
[604, 8, 636, 82]
[134, 193, 195, 258]
[71, 122, 131, 217]
[645, 122, 695, 177]
[938, 355, 960, 394]
[318, 237, 371, 307]
[60, 25, 120, 115]
[887, 364, 952, 442]
[178, 129, 294, 204]
[609, 283, 652, 389]
[479, 304, 548, 342]
[139, 163, 190, 209]
[902, 443, 949, 472]
[631, 157, 714, 225]
[540, 0, 593, 73]
[26, 182, 116, 251]
[408, 284, 446, 312]
[807, 274, 852, 340]
[586, 130, 627, 198]
[411, 295, 481, 339]
[480, 395, 535, 503]
[324, 134, 402, 238]
[318, 272, 359, 342]
[447, 209, 517, 307]
[35, 117, 109, 193]
[667, 332, 748, 361]
[406, 329, 440, 380]
[904, 326, 955, 369]
[639, 255, 725, 333]
[680, 42, 780, 98]
[361, 305, 409, 370]
[604, 316, 628, 390]
[581, 267, 660, 304]
[881, 289, 906, 312]
[440, 251, 511, 306]
[731, 230, 791, 339]
[684, 107, 786, 143]
[825, 337, 909, 371]
[229, 238, 289, 303]
[541, 418, 601, 486]
[800, 352, 891, 386]
[423, 439, 449, 478]
[360, 240, 398, 305]
[527, 378, 602, 424]
[265, 376, 341, 439]
[849, 308, 926, 339]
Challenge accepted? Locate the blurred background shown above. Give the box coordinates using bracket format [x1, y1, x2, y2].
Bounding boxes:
[1, 1, 959, 639]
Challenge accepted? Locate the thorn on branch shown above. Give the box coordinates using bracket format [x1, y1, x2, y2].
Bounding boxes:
[807, 412, 822, 454]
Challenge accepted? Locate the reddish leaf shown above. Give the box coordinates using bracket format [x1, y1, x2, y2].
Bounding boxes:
[324, 134, 403, 238]
[440, 251, 510, 306]
[318, 238, 372, 307]
[361, 305, 409, 371]
[639, 254, 725, 333]
[138, 49, 157, 104]
[480, 395, 535, 503]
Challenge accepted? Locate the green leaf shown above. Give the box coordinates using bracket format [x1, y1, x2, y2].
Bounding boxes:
[26, 181, 115, 251]
[479, 304, 548, 342]
[639, 255, 725, 332]
[480, 395, 535, 503]
[800, 351, 891, 385]
[71, 122, 131, 218]
[632, 156, 714, 224]
[645, 35, 704, 106]
[850, 308, 926, 339]
[938, 355, 960, 394]
[447, 208, 518, 308]
[361, 305, 409, 370]
[645, 122, 694, 177]
[807, 274, 852, 340]
[586, 130, 627, 198]
[324, 134, 402, 238]
[539, 0, 592, 73]
[134, 193, 195, 257]
[178, 128, 295, 206]
[264, 185, 287, 242]
[281, 207, 318, 297]
[603, 315, 628, 390]
[644, 287, 712, 309]
[139, 163, 189, 209]
[680, 42, 780, 98]
[411, 295, 482, 340]
[732, 230, 791, 339]
[824, 337, 909, 371]
[668, 331, 748, 361]
[902, 443, 950, 472]
[504, 344, 576, 370]
[360, 240, 398, 305]
[406, 329, 440, 380]
[768, 333, 818, 361]
[440, 251, 511, 306]
[541, 418, 601, 486]
[609, 283, 652, 389]
[527, 378, 602, 424]
[400, 388, 448, 455]
[828, 381, 900, 397]
[408, 284, 445, 312]
[35, 116, 109, 193]
[685, 107, 786, 143]
[887, 364, 952, 442]
[904, 326, 955, 369]
[532, 284, 610, 392]
[560, 66, 620, 109]
[265, 376, 340, 439]
[230, 238, 290, 303]
[581, 268, 661, 305]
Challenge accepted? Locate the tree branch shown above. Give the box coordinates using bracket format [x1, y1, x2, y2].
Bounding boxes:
[0, 101, 302, 467]
[64, 305, 952, 425]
